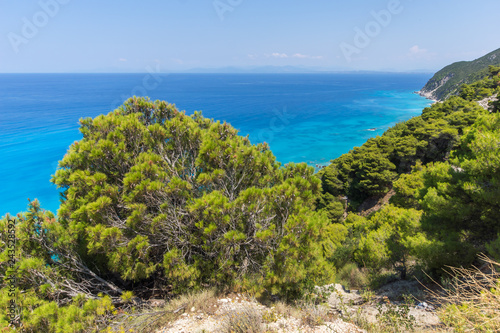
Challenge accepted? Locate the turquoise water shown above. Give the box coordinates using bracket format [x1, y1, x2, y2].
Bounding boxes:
[0, 73, 431, 215]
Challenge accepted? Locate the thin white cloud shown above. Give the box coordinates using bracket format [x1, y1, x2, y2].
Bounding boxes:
[260, 53, 323, 60]
[271, 53, 289, 58]
[292, 53, 323, 59]
[409, 45, 427, 55]
[406, 45, 436, 61]
[118, 58, 127, 62]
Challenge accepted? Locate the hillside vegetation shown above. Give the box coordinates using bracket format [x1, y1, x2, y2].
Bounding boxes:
[419, 47, 500, 100]
[1, 61, 500, 332]
[317, 65, 500, 279]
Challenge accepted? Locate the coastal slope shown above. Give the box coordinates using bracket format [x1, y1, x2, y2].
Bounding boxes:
[419, 47, 500, 101]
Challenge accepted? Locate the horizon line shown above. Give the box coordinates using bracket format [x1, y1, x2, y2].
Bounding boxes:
[0, 70, 436, 74]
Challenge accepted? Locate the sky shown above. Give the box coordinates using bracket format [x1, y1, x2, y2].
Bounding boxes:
[0, 0, 499, 73]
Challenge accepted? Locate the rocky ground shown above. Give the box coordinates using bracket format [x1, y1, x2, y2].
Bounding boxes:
[153, 280, 441, 333]
[154, 294, 364, 332]
[325, 280, 440, 331]
[477, 93, 498, 111]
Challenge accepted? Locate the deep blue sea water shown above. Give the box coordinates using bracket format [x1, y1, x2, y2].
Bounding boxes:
[0, 73, 431, 216]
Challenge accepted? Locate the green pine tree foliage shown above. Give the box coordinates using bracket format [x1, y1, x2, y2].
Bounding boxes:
[51, 97, 335, 298]
[355, 205, 425, 279]
[0, 200, 118, 332]
[331, 205, 425, 280]
[459, 65, 500, 104]
[390, 112, 500, 272]
[317, 95, 486, 210]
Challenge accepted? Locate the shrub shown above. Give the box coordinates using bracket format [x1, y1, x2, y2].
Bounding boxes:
[0, 201, 122, 332]
[51, 97, 335, 298]
[336, 263, 368, 289]
[220, 304, 263, 333]
[375, 295, 416, 333]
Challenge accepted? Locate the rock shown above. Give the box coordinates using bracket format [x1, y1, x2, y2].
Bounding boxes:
[415, 302, 435, 311]
[325, 284, 365, 310]
[320, 281, 441, 330]
[477, 93, 498, 112]
[190, 306, 196, 312]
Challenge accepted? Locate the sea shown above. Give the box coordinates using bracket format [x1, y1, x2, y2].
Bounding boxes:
[0, 73, 432, 216]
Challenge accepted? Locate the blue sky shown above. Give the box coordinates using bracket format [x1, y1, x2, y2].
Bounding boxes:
[1, 0, 499, 73]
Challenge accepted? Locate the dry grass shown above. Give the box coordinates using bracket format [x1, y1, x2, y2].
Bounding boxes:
[105, 288, 218, 333]
[271, 301, 300, 319]
[427, 254, 500, 332]
[218, 298, 334, 333]
[295, 301, 330, 327]
[169, 288, 218, 315]
[219, 303, 263, 333]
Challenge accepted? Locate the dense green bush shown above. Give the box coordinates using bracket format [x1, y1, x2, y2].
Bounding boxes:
[354, 205, 424, 280]
[459, 65, 500, 106]
[0, 97, 342, 331]
[0, 201, 120, 332]
[391, 112, 500, 272]
[51, 97, 335, 298]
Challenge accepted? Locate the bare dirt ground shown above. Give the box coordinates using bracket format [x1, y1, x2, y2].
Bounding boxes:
[325, 280, 441, 331]
[155, 293, 365, 333]
[153, 279, 443, 332]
